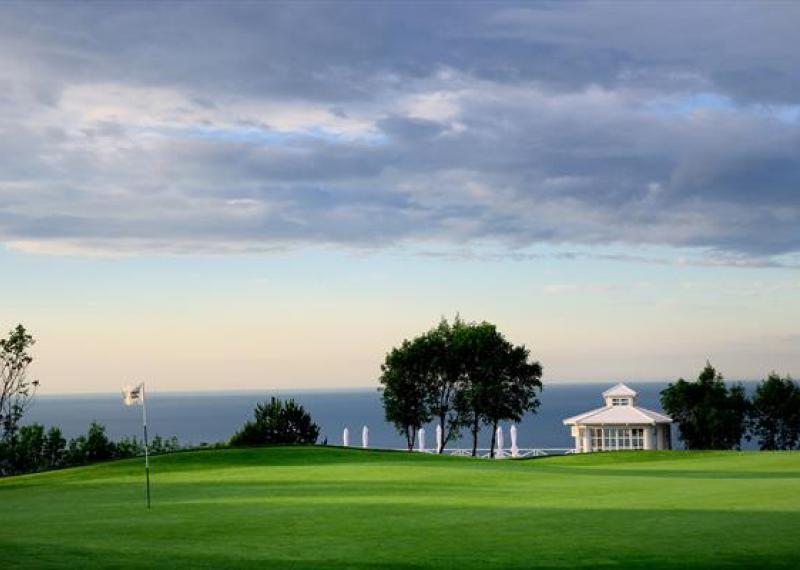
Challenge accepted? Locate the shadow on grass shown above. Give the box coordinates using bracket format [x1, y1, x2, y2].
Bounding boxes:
[2, 504, 799, 569]
[531, 465, 800, 480]
[4, 547, 798, 570]
[4, 449, 800, 568]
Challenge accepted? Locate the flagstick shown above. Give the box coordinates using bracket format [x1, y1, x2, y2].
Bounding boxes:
[142, 383, 151, 510]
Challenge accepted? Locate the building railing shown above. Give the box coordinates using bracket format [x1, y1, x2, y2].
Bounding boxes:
[347, 425, 575, 458]
[409, 447, 576, 459]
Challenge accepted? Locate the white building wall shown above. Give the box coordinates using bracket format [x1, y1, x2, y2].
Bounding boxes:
[655, 425, 670, 450]
[658, 425, 673, 450]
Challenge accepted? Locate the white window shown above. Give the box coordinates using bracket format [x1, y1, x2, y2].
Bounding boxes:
[611, 397, 630, 406]
[590, 427, 645, 451]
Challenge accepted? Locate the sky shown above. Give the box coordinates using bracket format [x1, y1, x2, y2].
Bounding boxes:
[1, 1, 798, 394]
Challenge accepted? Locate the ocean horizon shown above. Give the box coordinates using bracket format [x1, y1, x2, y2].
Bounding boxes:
[25, 381, 763, 451]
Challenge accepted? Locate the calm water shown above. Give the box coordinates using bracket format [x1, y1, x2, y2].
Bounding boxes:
[25, 382, 760, 450]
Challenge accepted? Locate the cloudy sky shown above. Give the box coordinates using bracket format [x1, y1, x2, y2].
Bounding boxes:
[1, 1, 798, 393]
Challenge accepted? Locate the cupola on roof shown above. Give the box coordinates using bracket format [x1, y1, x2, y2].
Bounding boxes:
[601, 383, 638, 398]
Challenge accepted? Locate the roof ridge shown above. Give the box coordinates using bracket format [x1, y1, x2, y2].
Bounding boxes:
[635, 406, 673, 422]
[629, 407, 656, 422]
[562, 405, 610, 424]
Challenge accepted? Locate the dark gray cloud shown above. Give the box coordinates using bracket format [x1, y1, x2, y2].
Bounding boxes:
[0, 1, 798, 258]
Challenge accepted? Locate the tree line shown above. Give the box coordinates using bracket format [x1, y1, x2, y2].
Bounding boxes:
[379, 317, 543, 457]
[661, 362, 800, 451]
[0, 421, 180, 476]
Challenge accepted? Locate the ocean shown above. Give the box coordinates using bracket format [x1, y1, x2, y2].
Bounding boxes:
[25, 381, 761, 451]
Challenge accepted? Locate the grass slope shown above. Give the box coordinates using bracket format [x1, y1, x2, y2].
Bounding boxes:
[1, 447, 799, 569]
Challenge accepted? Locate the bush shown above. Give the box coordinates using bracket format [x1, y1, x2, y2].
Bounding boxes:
[230, 397, 320, 446]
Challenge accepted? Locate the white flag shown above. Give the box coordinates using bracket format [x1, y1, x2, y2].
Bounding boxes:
[123, 382, 144, 406]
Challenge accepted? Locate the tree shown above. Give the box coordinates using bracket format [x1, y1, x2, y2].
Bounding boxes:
[454, 322, 497, 457]
[381, 318, 544, 456]
[66, 435, 87, 466]
[455, 323, 542, 458]
[0, 423, 45, 475]
[0, 424, 70, 475]
[0, 325, 38, 442]
[230, 397, 320, 446]
[82, 422, 116, 462]
[148, 434, 180, 455]
[485, 343, 543, 458]
[43, 427, 66, 468]
[379, 336, 432, 451]
[15, 423, 46, 473]
[60, 422, 117, 466]
[424, 317, 468, 453]
[660, 362, 748, 450]
[114, 436, 144, 459]
[749, 373, 800, 450]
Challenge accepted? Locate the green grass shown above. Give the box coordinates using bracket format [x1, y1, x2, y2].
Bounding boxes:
[2, 447, 799, 569]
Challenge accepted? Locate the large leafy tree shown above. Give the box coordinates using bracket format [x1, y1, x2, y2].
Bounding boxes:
[424, 317, 470, 453]
[383, 316, 472, 453]
[381, 318, 543, 456]
[230, 397, 320, 446]
[749, 373, 800, 450]
[660, 362, 748, 450]
[0, 325, 38, 441]
[456, 323, 542, 457]
[454, 322, 498, 457]
[379, 336, 433, 451]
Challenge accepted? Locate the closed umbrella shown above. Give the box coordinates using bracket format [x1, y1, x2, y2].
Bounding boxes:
[435, 424, 443, 453]
[343, 427, 350, 447]
[496, 425, 505, 458]
[510, 425, 519, 458]
[362, 425, 369, 448]
[418, 428, 426, 452]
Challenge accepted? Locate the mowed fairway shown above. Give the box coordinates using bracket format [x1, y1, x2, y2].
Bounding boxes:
[1, 447, 799, 569]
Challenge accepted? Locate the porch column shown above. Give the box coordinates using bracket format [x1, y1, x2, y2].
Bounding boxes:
[643, 426, 653, 450]
[582, 427, 592, 453]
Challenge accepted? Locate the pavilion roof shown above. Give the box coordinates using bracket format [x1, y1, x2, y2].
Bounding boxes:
[563, 404, 672, 426]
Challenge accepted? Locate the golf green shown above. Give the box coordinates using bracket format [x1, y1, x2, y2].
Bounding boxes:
[1, 447, 799, 568]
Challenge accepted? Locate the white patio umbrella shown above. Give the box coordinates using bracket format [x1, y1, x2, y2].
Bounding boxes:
[496, 425, 505, 458]
[435, 424, 443, 453]
[362, 425, 369, 448]
[510, 425, 520, 458]
[418, 427, 426, 452]
[343, 427, 350, 447]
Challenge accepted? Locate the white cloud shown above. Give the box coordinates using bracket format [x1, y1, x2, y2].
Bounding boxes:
[542, 283, 613, 295]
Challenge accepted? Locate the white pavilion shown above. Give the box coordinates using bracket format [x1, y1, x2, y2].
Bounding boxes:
[563, 383, 673, 453]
